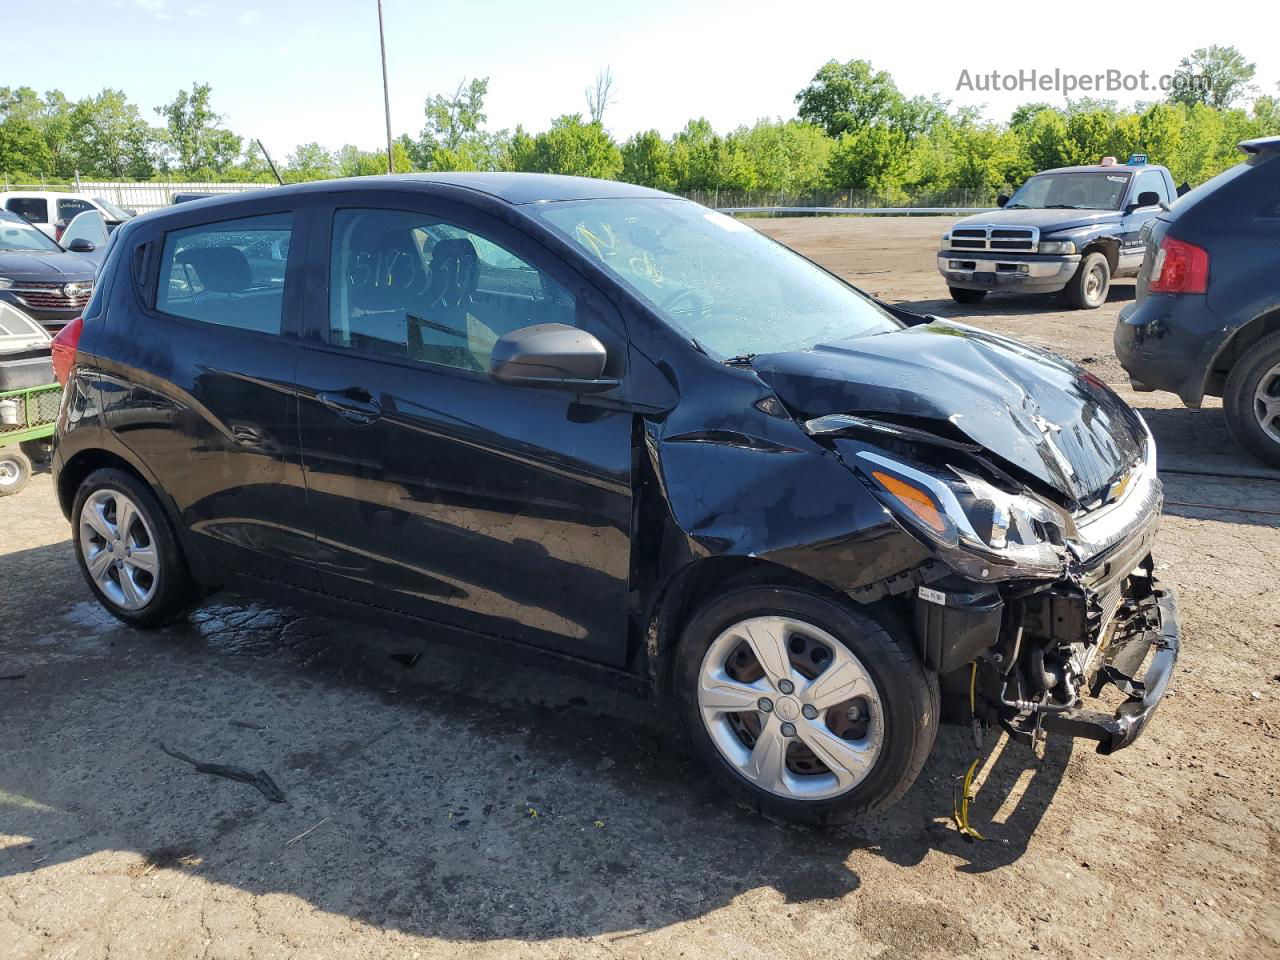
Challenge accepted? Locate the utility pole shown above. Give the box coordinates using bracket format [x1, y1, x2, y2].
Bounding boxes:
[377, 0, 394, 174]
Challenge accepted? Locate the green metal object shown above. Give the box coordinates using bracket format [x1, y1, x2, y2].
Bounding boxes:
[0, 382, 62, 449]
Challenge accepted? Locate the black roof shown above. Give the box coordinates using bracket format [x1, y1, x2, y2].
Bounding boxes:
[1240, 135, 1280, 155]
[224, 173, 674, 207]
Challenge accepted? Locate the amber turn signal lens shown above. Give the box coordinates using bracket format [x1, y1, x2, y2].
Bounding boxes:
[871, 471, 948, 534]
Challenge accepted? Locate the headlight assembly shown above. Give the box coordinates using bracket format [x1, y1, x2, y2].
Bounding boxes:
[1038, 240, 1076, 255]
[856, 450, 1074, 581]
[938, 234, 951, 250]
[0, 277, 13, 290]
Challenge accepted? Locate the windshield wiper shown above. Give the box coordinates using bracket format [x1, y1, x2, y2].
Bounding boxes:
[1043, 204, 1083, 209]
[723, 353, 756, 367]
[1003, 203, 1030, 209]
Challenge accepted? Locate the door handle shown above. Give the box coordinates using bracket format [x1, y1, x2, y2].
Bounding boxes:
[316, 387, 381, 424]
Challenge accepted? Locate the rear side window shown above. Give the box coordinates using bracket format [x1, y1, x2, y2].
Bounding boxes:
[155, 212, 292, 335]
[57, 198, 95, 222]
[6, 197, 48, 223]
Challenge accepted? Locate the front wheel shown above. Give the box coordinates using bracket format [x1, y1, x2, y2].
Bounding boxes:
[676, 586, 938, 825]
[1065, 252, 1111, 309]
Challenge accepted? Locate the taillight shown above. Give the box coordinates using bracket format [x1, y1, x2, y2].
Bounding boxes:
[1148, 235, 1209, 295]
[51, 316, 84, 386]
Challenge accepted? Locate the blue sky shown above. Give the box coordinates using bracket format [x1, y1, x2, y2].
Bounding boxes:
[10, 0, 1278, 161]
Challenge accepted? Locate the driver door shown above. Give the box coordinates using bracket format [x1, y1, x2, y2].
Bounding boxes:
[293, 197, 636, 666]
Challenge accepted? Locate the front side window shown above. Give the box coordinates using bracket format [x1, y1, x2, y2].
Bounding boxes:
[328, 208, 576, 372]
[534, 198, 899, 358]
[1006, 172, 1132, 211]
[156, 212, 292, 334]
[57, 198, 95, 222]
[60, 211, 109, 249]
[1130, 170, 1169, 207]
[6, 197, 49, 223]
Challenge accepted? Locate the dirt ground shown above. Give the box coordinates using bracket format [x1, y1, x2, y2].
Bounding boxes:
[2, 217, 1277, 960]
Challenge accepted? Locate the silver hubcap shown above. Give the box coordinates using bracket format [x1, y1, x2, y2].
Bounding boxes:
[697, 615, 883, 801]
[0, 460, 19, 486]
[1085, 264, 1106, 303]
[1254, 362, 1280, 443]
[79, 490, 160, 610]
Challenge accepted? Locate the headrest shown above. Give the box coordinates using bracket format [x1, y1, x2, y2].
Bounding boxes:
[427, 237, 479, 306]
[175, 246, 251, 293]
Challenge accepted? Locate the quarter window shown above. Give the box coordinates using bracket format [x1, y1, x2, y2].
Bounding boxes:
[155, 212, 292, 334]
[328, 208, 576, 372]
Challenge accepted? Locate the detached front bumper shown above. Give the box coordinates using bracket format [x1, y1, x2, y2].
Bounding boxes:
[937, 252, 1079, 294]
[1040, 582, 1179, 754]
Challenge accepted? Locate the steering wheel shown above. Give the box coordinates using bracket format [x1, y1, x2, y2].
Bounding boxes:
[658, 287, 708, 321]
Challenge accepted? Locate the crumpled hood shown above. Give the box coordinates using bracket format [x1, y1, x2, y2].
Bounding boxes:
[751, 322, 1148, 504]
[0, 251, 98, 280]
[951, 208, 1118, 234]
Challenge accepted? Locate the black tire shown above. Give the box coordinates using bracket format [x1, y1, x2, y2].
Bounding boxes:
[0, 448, 32, 497]
[675, 585, 939, 826]
[20, 438, 53, 465]
[1223, 331, 1280, 467]
[949, 286, 987, 304]
[1065, 251, 1110, 309]
[71, 467, 199, 628]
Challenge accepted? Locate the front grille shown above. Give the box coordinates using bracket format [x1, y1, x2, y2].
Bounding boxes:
[11, 280, 93, 311]
[946, 225, 1039, 252]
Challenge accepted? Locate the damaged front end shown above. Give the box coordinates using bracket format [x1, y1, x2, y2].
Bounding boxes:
[808, 411, 1180, 755]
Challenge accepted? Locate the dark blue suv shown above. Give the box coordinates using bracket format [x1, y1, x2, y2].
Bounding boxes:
[51, 174, 1178, 824]
[1115, 136, 1280, 465]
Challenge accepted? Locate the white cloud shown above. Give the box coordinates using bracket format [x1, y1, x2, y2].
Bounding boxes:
[238, 8, 261, 26]
[134, 0, 172, 17]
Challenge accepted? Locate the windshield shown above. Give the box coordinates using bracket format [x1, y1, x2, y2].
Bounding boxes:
[1005, 172, 1132, 210]
[0, 217, 62, 253]
[92, 197, 132, 221]
[533, 198, 899, 358]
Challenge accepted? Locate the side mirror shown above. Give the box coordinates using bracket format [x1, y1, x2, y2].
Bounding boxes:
[995, 194, 1010, 208]
[1134, 191, 1161, 209]
[68, 238, 96, 253]
[490, 323, 617, 392]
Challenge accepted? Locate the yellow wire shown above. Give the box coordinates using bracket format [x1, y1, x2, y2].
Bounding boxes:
[952, 661, 987, 841]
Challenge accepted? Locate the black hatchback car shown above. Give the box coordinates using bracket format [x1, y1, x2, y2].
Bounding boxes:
[53, 175, 1178, 824]
[1115, 136, 1280, 465]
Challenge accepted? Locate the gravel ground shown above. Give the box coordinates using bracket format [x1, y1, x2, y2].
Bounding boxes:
[1, 216, 1277, 960]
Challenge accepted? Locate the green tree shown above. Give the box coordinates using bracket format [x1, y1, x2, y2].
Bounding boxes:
[620, 129, 674, 189]
[1169, 45, 1257, 109]
[795, 59, 902, 138]
[0, 86, 52, 177]
[511, 115, 622, 179]
[155, 83, 241, 174]
[68, 89, 155, 178]
[283, 142, 335, 182]
[731, 119, 831, 192]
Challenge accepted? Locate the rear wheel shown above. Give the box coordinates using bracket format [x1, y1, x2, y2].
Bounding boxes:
[1065, 252, 1110, 309]
[72, 468, 197, 628]
[949, 286, 987, 304]
[676, 586, 938, 825]
[1224, 332, 1280, 467]
[0, 449, 32, 496]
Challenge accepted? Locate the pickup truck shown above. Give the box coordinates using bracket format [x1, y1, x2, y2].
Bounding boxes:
[938, 157, 1180, 309]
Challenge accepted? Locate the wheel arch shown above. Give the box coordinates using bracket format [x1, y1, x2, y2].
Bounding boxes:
[1204, 309, 1280, 397]
[1081, 237, 1119, 274]
[641, 555, 882, 695]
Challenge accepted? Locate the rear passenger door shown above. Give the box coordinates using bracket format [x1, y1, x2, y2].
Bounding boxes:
[97, 202, 318, 591]
[292, 197, 635, 666]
